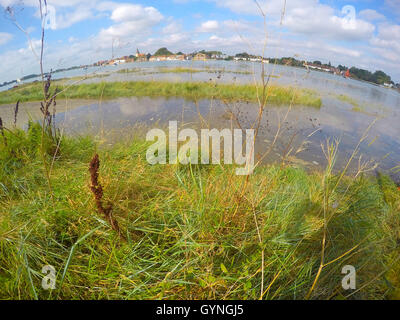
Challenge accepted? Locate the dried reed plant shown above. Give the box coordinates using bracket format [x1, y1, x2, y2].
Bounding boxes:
[89, 153, 125, 240]
[13, 100, 19, 127]
[0, 117, 6, 146]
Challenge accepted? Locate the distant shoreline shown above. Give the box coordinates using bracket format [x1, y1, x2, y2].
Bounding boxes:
[2, 60, 399, 94]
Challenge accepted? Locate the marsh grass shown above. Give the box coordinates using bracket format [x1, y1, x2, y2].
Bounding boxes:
[116, 66, 275, 77]
[337, 94, 361, 109]
[0, 81, 322, 108]
[0, 130, 399, 299]
[117, 68, 142, 74]
[334, 95, 383, 117]
[154, 67, 252, 75]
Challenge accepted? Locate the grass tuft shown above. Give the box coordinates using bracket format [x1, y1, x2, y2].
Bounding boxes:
[0, 81, 322, 108]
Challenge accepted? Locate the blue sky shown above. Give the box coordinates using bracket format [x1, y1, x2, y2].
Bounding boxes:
[0, 0, 399, 83]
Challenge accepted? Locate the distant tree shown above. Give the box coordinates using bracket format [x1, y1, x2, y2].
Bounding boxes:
[236, 52, 250, 58]
[21, 74, 39, 81]
[204, 50, 222, 56]
[350, 67, 373, 82]
[197, 50, 222, 58]
[313, 60, 322, 65]
[154, 47, 173, 56]
[371, 70, 391, 85]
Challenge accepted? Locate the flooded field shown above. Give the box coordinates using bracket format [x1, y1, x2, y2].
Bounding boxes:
[0, 61, 399, 181]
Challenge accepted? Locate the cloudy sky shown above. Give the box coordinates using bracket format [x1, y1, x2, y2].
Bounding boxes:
[0, 0, 399, 83]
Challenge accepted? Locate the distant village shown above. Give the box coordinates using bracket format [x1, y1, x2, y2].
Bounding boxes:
[92, 48, 270, 65]
[93, 47, 399, 89]
[1, 47, 399, 91]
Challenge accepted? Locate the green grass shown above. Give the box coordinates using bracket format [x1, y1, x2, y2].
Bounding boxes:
[0, 125, 399, 299]
[335, 95, 381, 116]
[116, 68, 142, 74]
[116, 67, 252, 75]
[337, 94, 361, 109]
[155, 67, 252, 75]
[157, 67, 204, 74]
[0, 80, 322, 108]
[351, 106, 363, 112]
[118, 66, 270, 77]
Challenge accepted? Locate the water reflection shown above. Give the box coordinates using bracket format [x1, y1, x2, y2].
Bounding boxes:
[50, 96, 400, 182]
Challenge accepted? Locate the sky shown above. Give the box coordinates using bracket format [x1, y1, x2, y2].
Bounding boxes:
[0, 0, 399, 83]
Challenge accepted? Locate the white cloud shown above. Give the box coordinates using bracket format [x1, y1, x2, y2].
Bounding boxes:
[210, 0, 301, 16]
[283, 5, 375, 41]
[162, 20, 182, 34]
[98, 4, 163, 43]
[0, 0, 28, 6]
[26, 26, 35, 34]
[385, 0, 400, 16]
[359, 9, 386, 22]
[1, 0, 99, 30]
[372, 47, 399, 62]
[207, 34, 242, 45]
[211, 0, 375, 41]
[0, 32, 12, 46]
[376, 23, 400, 41]
[323, 45, 361, 58]
[110, 4, 162, 23]
[197, 20, 219, 32]
[162, 32, 190, 44]
[369, 23, 400, 63]
[0, 0, 99, 9]
[222, 20, 258, 33]
[54, 6, 94, 29]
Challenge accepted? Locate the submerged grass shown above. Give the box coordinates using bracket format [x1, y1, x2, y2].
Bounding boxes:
[337, 94, 361, 109]
[116, 67, 253, 75]
[0, 126, 399, 299]
[156, 67, 204, 74]
[0, 80, 322, 108]
[336, 94, 382, 116]
[155, 67, 252, 75]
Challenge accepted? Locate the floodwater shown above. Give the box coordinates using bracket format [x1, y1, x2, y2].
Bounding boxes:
[0, 61, 399, 181]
